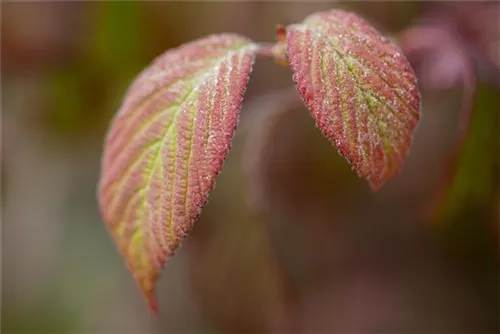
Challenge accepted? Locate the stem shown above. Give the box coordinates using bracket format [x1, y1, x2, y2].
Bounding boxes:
[255, 41, 288, 67]
[255, 24, 289, 66]
[256, 42, 276, 58]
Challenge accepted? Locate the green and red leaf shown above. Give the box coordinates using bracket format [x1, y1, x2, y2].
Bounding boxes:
[286, 10, 421, 190]
[97, 34, 256, 311]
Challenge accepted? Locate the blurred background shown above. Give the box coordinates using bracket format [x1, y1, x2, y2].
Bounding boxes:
[2, 1, 499, 333]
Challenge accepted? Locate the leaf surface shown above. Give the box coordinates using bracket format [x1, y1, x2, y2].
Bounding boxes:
[97, 34, 256, 311]
[286, 10, 420, 189]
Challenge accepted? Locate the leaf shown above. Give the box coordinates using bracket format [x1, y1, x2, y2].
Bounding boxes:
[431, 82, 499, 223]
[286, 9, 421, 190]
[97, 34, 256, 311]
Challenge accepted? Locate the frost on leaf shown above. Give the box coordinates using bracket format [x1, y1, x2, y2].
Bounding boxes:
[286, 10, 420, 190]
[97, 34, 256, 311]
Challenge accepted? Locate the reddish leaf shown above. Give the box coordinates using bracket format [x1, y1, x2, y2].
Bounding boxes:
[286, 10, 421, 190]
[97, 34, 256, 311]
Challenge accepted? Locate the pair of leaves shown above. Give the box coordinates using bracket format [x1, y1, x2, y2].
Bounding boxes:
[97, 9, 420, 311]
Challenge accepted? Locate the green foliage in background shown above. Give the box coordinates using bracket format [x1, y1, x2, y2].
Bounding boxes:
[45, 2, 146, 137]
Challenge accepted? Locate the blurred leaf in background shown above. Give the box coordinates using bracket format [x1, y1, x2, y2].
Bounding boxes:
[433, 83, 499, 224]
[431, 82, 499, 318]
[43, 1, 148, 139]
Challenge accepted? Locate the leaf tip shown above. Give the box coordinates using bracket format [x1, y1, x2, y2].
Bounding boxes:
[146, 293, 159, 314]
[137, 273, 159, 313]
[368, 179, 384, 192]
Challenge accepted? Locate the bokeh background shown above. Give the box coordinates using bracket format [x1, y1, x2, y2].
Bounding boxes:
[2, 1, 499, 333]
